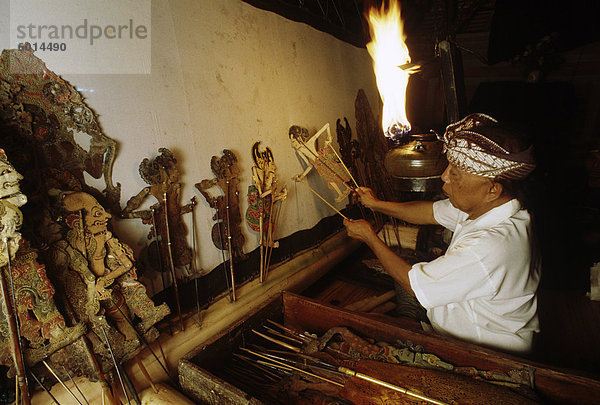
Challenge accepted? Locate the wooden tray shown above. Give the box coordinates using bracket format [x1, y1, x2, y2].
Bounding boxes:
[179, 292, 600, 404]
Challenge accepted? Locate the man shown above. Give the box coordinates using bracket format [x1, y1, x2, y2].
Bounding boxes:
[344, 113, 540, 355]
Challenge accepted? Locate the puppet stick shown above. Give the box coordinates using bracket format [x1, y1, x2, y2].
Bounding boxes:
[259, 199, 264, 283]
[240, 348, 343, 387]
[301, 182, 348, 220]
[327, 143, 360, 189]
[137, 358, 159, 394]
[264, 195, 283, 280]
[225, 180, 237, 302]
[2, 239, 31, 405]
[189, 197, 202, 325]
[215, 217, 233, 301]
[109, 300, 174, 383]
[162, 193, 185, 332]
[338, 367, 448, 405]
[43, 360, 84, 405]
[252, 329, 300, 352]
[150, 208, 172, 335]
[263, 197, 274, 281]
[62, 366, 89, 405]
[29, 371, 60, 405]
[297, 136, 355, 190]
[100, 326, 130, 405]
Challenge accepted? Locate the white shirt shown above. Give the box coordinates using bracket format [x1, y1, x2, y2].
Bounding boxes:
[408, 198, 540, 355]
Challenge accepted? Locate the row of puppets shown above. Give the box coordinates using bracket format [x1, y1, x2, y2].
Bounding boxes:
[0, 49, 392, 402]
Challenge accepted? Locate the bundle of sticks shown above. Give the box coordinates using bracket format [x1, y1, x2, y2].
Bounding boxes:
[214, 320, 539, 405]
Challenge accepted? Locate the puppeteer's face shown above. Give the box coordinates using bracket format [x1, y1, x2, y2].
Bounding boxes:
[83, 197, 112, 235]
[441, 164, 494, 219]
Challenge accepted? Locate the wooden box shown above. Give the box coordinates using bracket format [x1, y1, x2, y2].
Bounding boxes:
[179, 292, 600, 404]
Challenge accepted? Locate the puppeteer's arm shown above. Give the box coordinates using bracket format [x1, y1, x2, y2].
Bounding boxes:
[356, 187, 438, 225]
[344, 219, 414, 295]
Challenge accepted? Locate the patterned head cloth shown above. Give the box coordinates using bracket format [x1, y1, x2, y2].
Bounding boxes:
[438, 113, 536, 180]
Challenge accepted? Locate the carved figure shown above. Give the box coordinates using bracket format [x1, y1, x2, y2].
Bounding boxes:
[196, 149, 244, 301]
[0, 48, 121, 226]
[45, 191, 169, 364]
[195, 150, 245, 261]
[290, 123, 352, 202]
[246, 142, 287, 282]
[0, 150, 83, 379]
[121, 148, 193, 274]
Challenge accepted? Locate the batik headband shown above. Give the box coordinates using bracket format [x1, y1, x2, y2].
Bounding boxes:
[438, 113, 536, 180]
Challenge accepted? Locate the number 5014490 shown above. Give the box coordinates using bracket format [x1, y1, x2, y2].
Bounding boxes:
[18, 42, 67, 51]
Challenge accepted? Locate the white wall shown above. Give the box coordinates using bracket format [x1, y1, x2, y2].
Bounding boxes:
[2, 0, 380, 278]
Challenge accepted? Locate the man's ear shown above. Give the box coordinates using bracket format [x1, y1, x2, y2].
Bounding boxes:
[487, 181, 504, 201]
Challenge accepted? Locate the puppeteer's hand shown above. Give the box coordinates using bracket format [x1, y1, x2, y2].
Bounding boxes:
[354, 187, 379, 209]
[343, 218, 376, 244]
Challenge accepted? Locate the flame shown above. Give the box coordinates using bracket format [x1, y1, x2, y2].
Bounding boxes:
[367, 0, 412, 141]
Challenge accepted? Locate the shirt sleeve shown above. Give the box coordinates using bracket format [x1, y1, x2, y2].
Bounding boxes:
[408, 238, 497, 309]
[432, 199, 462, 232]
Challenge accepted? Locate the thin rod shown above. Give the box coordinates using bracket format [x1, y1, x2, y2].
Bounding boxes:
[252, 329, 300, 352]
[100, 326, 130, 405]
[190, 197, 202, 325]
[42, 361, 84, 405]
[110, 299, 174, 382]
[29, 371, 61, 405]
[327, 143, 360, 189]
[150, 207, 171, 335]
[297, 137, 355, 189]
[224, 180, 236, 301]
[3, 238, 30, 404]
[162, 192, 184, 331]
[301, 182, 348, 219]
[259, 196, 264, 283]
[338, 367, 448, 405]
[241, 348, 343, 388]
[62, 365, 89, 405]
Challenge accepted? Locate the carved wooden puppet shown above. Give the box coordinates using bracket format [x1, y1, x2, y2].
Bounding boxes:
[289, 123, 354, 202]
[0, 48, 121, 219]
[246, 142, 287, 282]
[45, 191, 170, 370]
[120, 148, 192, 331]
[195, 149, 245, 301]
[121, 148, 193, 272]
[0, 150, 84, 402]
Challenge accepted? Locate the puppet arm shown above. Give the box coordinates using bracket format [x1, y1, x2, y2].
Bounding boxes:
[121, 187, 151, 219]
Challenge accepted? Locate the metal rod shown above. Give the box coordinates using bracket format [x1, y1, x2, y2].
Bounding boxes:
[110, 299, 174, 383]
[215, 212, 233, 301]
[327, 143, 360, 189]
[252, 329, 300, 352]
[241, 348, 343, 388]
[301, 181, 348, 219]
[29, 371, 61, 405]
[43, 361, 84, 405]
[62, 366, 89, 405]
[224, 180, 236, 301]
[338, 366, 448, 405]
[189, 197, 202, 325]
[100, 326, 130, 405]
[259, 197, 264, 283]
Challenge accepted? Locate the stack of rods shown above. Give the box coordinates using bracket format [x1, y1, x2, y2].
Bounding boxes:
[215, 320, 448, 405]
